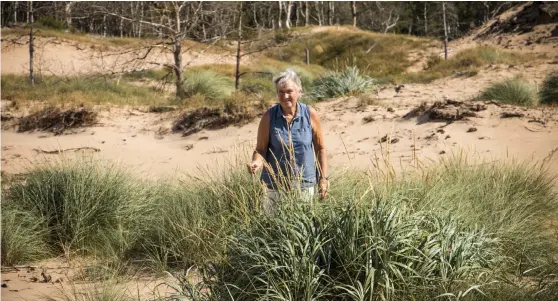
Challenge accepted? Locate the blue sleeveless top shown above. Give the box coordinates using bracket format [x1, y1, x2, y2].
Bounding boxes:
[261, 102, 316, 189]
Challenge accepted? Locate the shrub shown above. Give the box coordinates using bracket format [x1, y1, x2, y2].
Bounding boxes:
[182, 71, 234, 101]
[37, 16, 65, 30]
[1, 209, 50, 265]
[539, 71, 558, 105]
[309, 66, 375, 101]
[480, 77, 537, 105]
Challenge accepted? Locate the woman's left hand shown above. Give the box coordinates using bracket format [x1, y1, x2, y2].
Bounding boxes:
[319, 178, 329, 199]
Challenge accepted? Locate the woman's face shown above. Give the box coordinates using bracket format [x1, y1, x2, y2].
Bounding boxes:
[277, 82, 301, 108]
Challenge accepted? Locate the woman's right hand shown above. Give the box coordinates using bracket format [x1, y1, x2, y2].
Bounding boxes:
[247, 159, 263, 174]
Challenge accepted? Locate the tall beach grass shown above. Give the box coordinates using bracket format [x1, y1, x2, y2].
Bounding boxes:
[1, 152, 556, 299]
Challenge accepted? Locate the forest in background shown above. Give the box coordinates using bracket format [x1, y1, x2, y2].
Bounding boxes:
[1, 1, 516, 41]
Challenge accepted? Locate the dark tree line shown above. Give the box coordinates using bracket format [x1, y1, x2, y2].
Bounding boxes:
[2, 1, 517, 41]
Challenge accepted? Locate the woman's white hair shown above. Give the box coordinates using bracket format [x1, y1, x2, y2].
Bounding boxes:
[273, 68, 302, 91]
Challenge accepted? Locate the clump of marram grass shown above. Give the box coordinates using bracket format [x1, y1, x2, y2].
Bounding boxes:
[2, 157, 151, 259]
[182, 70, 234, 101]
[308, 66, 375, 101]
[212, 199, 500, 301]
[48, 278, 135, 301]
[539, 71, 558, 105]
[1, 209, 51, 265]
[3, 151, 558, 299]
[367, 153, 558, 270]
[138, 154, 264, 271]
[480, 77, 537, 105]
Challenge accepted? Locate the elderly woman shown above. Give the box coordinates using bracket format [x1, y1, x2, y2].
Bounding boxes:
[248, 69, 328, 212]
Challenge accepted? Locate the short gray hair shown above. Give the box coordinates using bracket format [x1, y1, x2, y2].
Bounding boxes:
[273, 68, 302, 91]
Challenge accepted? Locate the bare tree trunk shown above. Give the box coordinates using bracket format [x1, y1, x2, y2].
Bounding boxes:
[442, 2, 448, 60]
[285, 1, 292, 29]
[253, 4, 260, 29]
[235, 2, 243, 90]
[351, 1, 357, 28]
[29, 1, 34, 85]
[328, 2, 334, 26]
[173, 38, 184, 98]
[202, 23, 207, 40]
[278, 1, 282, 29]
[315, 2, 322, 26]
[483, 1, 489, 23]
[424, 2, 428, 35]
[14, 2, 18, 24]
[295, 2, 300, 27]
[139, 1, 144, 37]
[103, 14, 107, 37]
[172, 4, 185, 99]
[120, 3, 124, 38]
[65, 1, 72, 28]
[305, 1, 309, 26]
[320, 1, 326, 25]
[158, 9, 164, 39]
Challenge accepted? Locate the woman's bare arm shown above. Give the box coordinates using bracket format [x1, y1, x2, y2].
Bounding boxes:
[309, 107, 328, 181]
[249, 111, 270, 173]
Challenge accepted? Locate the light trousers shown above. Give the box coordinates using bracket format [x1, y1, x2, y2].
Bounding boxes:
[262, 187, 315, 215]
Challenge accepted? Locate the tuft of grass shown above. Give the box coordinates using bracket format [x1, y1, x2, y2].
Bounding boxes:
[3, 157, 151, 259]
[308, 66, 375, 101]
[216, 199, 500, 301]
[364, 153, 558, 270]
[48, 278, 135, 301]
[1, 209, 51, 265]
[480, 77, 537, 105]
[0, 74, 169, 106]
[140, 155, 264, 271]
[539, 71, 558, 105]
[239, 75, 276, 96]
[182, 71, 234, 101]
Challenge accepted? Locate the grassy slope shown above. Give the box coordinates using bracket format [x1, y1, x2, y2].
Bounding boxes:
[262, 26, 433, 81]
[2, 26, 543, 108]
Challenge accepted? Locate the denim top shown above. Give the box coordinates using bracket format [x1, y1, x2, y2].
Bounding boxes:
[261, 102, 316, 189]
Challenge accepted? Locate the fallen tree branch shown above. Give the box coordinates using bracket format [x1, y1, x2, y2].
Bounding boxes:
[33, 147, 101, 154]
